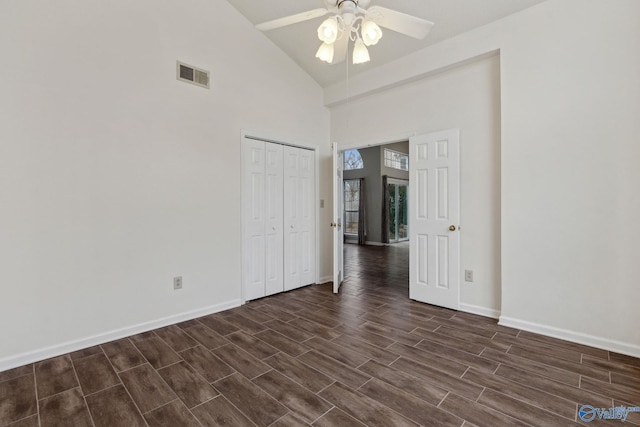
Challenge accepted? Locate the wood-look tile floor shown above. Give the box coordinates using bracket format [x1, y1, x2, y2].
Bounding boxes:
[2, 243, 639, 426]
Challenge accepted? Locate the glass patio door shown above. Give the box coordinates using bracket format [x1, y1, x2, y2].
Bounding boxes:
[388, 180, 409, 242]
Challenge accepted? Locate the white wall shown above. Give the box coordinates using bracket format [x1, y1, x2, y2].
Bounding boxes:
[0, 0, 331, 368]
[330, 55, 502, 316]
[327, 0, 640, 355]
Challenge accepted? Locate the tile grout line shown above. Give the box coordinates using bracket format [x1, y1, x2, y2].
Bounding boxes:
[69, 354, 97, 427]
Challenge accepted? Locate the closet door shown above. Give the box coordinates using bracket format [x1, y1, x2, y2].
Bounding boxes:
[284, 146, 316, 291]
[298, 148, 316, 286]
[242, 140, 266, 301]
[283, 146, 301, 290]
[264, 143, 284, 296]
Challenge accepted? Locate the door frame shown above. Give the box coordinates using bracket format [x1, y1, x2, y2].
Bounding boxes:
[240, 130, 320, 305]
[333, 130, 461, 310]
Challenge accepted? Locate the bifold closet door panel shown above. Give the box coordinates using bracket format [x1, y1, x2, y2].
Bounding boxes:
[283, 146, 301, 291]
[242, 140, 267, 301]
[283, 146, 316, 291]
[298, 148, 316, 287]
[264, 143, 284, 296]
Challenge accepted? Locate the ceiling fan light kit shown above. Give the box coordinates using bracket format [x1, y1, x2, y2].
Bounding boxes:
[256, 0, 434, 66]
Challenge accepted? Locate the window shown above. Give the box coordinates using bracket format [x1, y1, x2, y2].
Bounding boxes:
[343, 179, 360, 234]
[344, 149, 364, 170]
[384, 148, 409, 171]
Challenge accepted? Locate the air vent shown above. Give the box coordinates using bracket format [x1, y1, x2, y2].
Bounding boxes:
[176, 61, 210, 89]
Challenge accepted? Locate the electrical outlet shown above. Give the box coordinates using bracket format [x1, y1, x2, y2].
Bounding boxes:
[464, 270, 473, 282]
[173, 276, 183, 290]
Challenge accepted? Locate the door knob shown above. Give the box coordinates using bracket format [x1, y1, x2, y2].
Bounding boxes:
[337, 223, 342, 229]
[449, 225, 456, 231]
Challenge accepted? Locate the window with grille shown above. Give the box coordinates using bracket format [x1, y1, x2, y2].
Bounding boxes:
[343, 179, 360, 234]
[344, 149, 364, 170]
[384, 148, 409, 171]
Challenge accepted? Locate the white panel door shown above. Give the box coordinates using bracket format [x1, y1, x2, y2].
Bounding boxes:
[332, 143, 344, 293]
[283, 146, 301, 291]
[409, 130, 460, 310]
[264, 142, 284, 296]
[242, 139, 266, 301]
[298, 148, 316, 287]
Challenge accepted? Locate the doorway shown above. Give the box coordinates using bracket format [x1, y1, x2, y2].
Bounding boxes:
[386, 179, 409, 243]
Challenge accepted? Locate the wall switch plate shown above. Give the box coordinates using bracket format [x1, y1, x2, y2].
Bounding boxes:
[464, 270, 473, 282]
[173, 276, 183, 290]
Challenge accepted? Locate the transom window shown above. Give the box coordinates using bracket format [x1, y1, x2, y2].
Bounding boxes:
[344, 149, 364, 170]
[384, 148, 409, 171]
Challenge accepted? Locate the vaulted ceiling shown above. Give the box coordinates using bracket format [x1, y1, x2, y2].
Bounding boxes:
[226, 0, 546, 87]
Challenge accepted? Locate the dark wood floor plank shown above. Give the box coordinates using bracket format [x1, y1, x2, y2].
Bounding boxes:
[246, 303, 298, 322]
[253, 329, 309, 357]
[411, 327, 486, 355]
[214, 373, 288, 427]
[198, 314, 241, 336]
[132, 336, 182, 369]
[144, 400, 201, 427]
[481, 347, 581, 386]
[333, 324, 396, 349]
[73, 352, 120, 395]
[158, 361, 218, 409]
[495, 364, 612, 409]
[581, 376, 640, 404]
[435, 325, 511, 352]
[264, 352, 334, 393]
[319, 382, 418, 427]
[183, 324, 229, 350]
[219, 312, 267, 335]
[358, 360, 448, 406]
[294, 309, 343, 329]
[478, 388, 582, 426]
[118, 363, 177, 413]
[101, 338, 146, 372]
[226, 331, 280, 360]
[304, 337, 369, 368]
[154, 325, 198, 352]
[582, 354, 640, 379]
[332, 334, 399, 365]
[611, 371, 640, 390]
[463, 367, 577, 419]
[35, 355, 79, 399]
[212, 344, 271, 379]
[388, 343, 469, 377]
[312, 406, 366, 427]
[179, 345, 235, 383]
[415, 339, 499, 373]
[253, 370, 332, 423]
[493, 332, 584, 363]
[85, 384, 146, 427]
[288, 317, 341, 341]
[358, 378, 463, 427]
[439, 393, 530, 427]
[359, 312, 420, 333]
[69, 345, 103, 361]
[610, 352, 640, 368]
[0, 365, 32, 383]
[297, 351, 371, 390]
[0, 374, 37, 425]
[270, 412, 313, 427]
[517, 330, 610, 359]
[191, 396, 255, 427]
[264, 319, 314, 342]
[39, 387, 92, 427]
[508, 345, 610, 381]
[391, 357, 483, 401]
[358, 322, 423, 346]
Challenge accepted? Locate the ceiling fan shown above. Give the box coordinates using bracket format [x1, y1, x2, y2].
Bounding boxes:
[256, 0, 434, 65]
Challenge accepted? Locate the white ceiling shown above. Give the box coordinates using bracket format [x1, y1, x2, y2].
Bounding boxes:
[226, 0, 546, 87]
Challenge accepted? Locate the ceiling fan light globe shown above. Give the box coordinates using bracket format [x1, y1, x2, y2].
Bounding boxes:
[352, 38, 370, 64]
[317, 18, 338, 44]
[316, 42, 335, 63]
[361, 20, 382, 46]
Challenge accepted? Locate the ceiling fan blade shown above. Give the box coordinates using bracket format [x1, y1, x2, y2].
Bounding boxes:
[330, 33, 349, 64]
[256, 8, 330, 31]
[366, 6, 434, 40]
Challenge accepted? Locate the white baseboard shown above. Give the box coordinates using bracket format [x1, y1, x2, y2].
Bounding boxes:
[459, 303, 500, 319]
[0, 299, 241, 372]
[317, 276, 332, 284]
[499, 316, 640, 358]
[365, 241, 385, 246]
